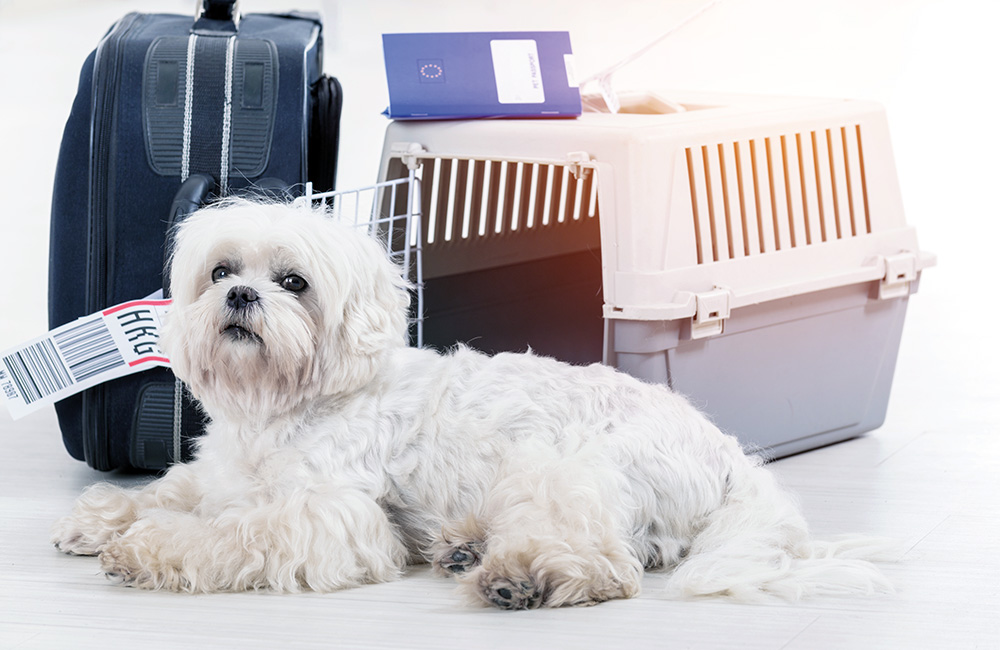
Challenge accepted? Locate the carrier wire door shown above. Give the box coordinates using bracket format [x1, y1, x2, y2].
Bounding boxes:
[381, 153, 604, 363]
[296, 175, 424, 347]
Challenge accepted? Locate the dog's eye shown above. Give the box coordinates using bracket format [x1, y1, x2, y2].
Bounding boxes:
[211, 266, 230, 283]
[281, 274, 308, 292]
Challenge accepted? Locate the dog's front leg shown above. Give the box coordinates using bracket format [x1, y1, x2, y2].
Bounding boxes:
[51, 462, 204, 556]
[98, 484, 409, 593]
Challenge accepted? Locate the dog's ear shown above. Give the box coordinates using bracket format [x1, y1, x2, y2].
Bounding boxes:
[339, 259, 410, 355]
[319, 231, 411, 395]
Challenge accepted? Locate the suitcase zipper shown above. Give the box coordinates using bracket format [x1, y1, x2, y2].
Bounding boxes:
[84, 12, 143, 470]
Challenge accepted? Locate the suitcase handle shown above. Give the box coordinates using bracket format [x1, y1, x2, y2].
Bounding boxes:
[194, 0, 239, 33]
[200, 0, 238, 21]
[163, 174, 215, 297]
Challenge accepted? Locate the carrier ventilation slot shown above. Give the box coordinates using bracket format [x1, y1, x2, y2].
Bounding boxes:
[382, 155, 602, 278]
[414, 158, 599, 246]
[685, 125, 871, 264]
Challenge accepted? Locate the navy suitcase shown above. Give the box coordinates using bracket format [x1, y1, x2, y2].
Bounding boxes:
[48, 1, 342, 471]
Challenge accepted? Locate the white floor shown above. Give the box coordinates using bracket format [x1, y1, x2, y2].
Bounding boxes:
[3, 388, 998, 649]
[2, 0, 999, 649]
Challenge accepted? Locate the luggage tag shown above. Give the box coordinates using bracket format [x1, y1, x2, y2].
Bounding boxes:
[1, 294, 172, 420]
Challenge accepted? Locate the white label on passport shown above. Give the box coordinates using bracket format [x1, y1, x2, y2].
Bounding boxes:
[0, 298, 172, 420]
[491, 39, 545, 104]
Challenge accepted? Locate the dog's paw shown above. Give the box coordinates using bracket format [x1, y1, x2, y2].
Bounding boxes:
[460, 547, 644, 609]
[99, 541, 187, 591]
[433, 516, 489, 577]
[436, 542, 483, 575]
[98, 527, 190, 591]
[479, 574, 545, 610]
[99, 540, 143, 587]
[51, 483, 140, 556]
[51, 515, 111, 556]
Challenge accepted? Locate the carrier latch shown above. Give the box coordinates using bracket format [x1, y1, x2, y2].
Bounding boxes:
[566, 151, 594, 180]
[691, 287, 732, 339]
[392, 142, 428, 171]
[879, 252, 917, 300]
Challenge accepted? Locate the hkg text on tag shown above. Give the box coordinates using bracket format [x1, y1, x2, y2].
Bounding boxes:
[0, 298, 172, 420]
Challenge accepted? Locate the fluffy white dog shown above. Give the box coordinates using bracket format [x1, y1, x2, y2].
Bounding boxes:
[52, 199, 893, 608]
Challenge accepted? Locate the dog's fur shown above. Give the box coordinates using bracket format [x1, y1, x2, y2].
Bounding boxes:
[52, 199, 893, 608]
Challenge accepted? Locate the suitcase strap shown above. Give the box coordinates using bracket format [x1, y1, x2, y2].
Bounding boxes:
[144, 31, 278, 192]
[181, 33, 235, 190]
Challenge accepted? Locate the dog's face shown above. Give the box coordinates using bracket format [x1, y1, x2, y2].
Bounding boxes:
[160, 200, 410, 421]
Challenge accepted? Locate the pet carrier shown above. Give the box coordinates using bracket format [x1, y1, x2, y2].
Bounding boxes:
[376, 91, 934, 457]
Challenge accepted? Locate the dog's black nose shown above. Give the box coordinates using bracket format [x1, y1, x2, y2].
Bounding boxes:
[226, 286, 259, 311]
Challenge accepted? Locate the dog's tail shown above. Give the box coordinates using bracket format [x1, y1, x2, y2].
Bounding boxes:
[666, 460, 896, 602]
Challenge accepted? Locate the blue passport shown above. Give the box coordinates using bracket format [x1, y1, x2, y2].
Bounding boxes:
[382, 32, 581, 120]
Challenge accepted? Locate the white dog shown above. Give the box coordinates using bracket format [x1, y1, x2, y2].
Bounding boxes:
[52, 199, 893, 608]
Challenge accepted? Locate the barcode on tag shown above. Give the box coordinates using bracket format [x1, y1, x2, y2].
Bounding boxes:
[54, 317, 124, 382]
[2, 339, 73, 406]
[1, 298, 171, 420]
